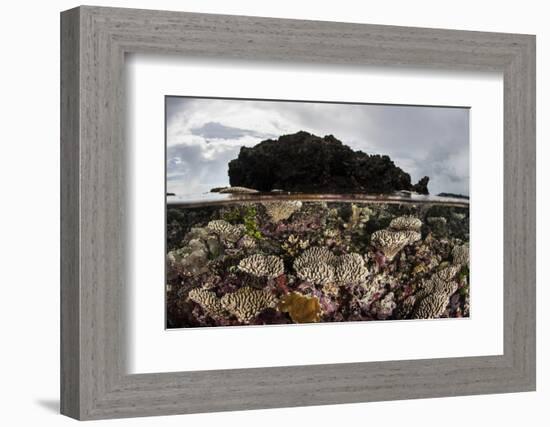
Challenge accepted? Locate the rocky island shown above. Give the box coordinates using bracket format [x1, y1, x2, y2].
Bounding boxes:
[228, 131, 430, 194]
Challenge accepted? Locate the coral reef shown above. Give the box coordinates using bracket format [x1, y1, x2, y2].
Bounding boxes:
[279, 292, 322, 323]
[166, 199, 469, 328]
[238, 254, 284, 279]
[220, 287, 278, 322]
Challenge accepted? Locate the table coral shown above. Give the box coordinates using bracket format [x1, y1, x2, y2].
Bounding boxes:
[296, 263, 335, 285]
[188, 288, 225, 318]
[238, 254, 284, 279]
[389, 215, 423, 231]
[371, 229, 421, 260]
[410, 266, 459, 319]
[293, 247, 368, 286]
[334, 253, 369, 285]
[206, 219, 246, 242]
[220, 287, 278, 322]
[279, 292, 322, 323]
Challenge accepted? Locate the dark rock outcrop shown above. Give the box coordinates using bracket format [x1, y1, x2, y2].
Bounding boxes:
[412, 176, 430, 195]
[228, 131, 429, 194]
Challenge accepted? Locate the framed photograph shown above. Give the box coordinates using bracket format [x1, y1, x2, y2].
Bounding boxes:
[61, 6, 536, 420]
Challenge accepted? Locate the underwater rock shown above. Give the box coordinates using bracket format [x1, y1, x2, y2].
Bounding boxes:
[211, 186, 259, 194]
[188, 288, 225, 318]
[228, 131, 428, 194]
[262, 200, 303, 222]
[427, 216, 447, 226]
[206, 219, 245, 242]
[237, 254, 285, 279]
[279, 292, 322, 323]
[371, 229, 421, 260]
[371, 292, 396, 320]
[167, 238, 211, 276]
[220, 287, 278, 322]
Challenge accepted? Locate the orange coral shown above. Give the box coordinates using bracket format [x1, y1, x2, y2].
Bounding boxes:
[279, 292, 322, 323]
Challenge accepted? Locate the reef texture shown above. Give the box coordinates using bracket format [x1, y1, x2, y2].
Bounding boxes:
[166, 199, 470, 328]
[228, 131, 430, 194]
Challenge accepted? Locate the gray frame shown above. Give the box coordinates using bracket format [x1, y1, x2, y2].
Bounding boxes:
[60, 5, 536, 420]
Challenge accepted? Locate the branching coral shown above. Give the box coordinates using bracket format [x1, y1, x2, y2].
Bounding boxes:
[410, 266, 459, 319]
[370, 229, 421, 260]
[389, 215, 423, 231]
[220, 287, 278, 322]
[237, 254, 284, 279]
[279, 292, 322, 323]
[188, 288, 225, 318]
[452, 244, 469, 267]
[206, 220, 245, 242]
[262, 200, 302, 222]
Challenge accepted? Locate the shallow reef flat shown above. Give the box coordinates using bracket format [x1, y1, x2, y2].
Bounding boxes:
[166, 199, 470, 328]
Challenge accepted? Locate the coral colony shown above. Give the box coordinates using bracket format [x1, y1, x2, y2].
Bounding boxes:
[166, 132, 470, 328]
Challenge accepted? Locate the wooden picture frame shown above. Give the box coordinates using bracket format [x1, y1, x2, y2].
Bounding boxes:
[60, 5, 536, 420]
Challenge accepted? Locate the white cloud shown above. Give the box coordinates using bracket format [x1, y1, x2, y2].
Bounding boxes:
[166, 97, 469, 196]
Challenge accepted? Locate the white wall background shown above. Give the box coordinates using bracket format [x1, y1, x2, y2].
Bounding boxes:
[0, 0, 546, 425]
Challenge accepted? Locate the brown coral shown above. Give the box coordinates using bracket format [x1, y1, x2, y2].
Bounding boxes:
[262, 200, 302, 222]
[371, 229, 421, 260]
[220, 287, 278, 322]
[279, 292, 322, 323]
[188, 288, 225, 318]
[238, 254, 284, 279]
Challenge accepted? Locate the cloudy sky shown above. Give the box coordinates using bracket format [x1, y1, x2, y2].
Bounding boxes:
[166, 97, 469, 197]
